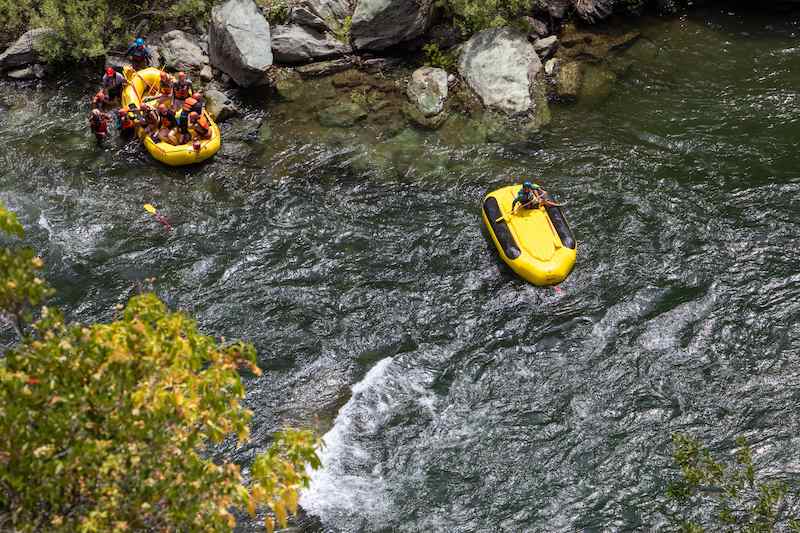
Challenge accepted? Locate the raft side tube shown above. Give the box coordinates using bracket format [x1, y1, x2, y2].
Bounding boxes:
[545, 204, 576, 249]
[483, 197, 521, 260]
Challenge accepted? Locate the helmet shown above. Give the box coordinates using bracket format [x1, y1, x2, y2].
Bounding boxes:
[188, 112, 199, 120]
[158, 104, 167, 114]
[160, 71, 169, 80]
[135, 38, 144, 46]
[177, 71, 186, 80]
[523, 181, 533, 189]
[106, 67, 114, 76]
[118, 109, 126, 117]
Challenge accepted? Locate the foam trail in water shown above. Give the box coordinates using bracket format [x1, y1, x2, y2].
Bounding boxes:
[301, 357, 394, 531]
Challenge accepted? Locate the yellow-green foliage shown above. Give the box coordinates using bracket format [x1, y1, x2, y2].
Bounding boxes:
[0, 0, 217, 61]
[444, 0, 533, 34]
[0, 202, 321, 532]
[665, 433, 799, 532]
[422, 42, 456, 72]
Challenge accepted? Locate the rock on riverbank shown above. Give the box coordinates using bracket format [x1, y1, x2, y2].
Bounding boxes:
[210, 0, 273, 87]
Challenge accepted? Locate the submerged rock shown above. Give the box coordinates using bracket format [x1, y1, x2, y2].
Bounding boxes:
[402, 101, 448, 129]
[406, 67, 448, 117]
[296, 57, 355, 77]
[458, 28, 546, 117]
[205, 89, 240, 122]
[558, 25, 641, 61]
[271, 24, 351, 63]
[0, 28, 55, 70]
[317, 102, 367, 127]
[555, 61, 583, 100]
[351, 0, 434, 50]
[209, 0, 273, 87]
[579, 63, 617, 101]
[161, 30, 209, 72]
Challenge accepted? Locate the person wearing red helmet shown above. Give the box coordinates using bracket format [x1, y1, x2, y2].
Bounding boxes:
[102, 67, 126, 101]
[91, 89, 110, 110]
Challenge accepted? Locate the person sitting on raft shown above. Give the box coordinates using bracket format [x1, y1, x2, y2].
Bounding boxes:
[512, 181, 555, 210]
[183, 92, 204, 115]
[102, 67, 126, 101]
[92, 89, 110, 110]
[172, 72, 193, 110]
[126, 38, 151, 71]
[156, 104, 178, 144]
[89, 109, 110, 144]
[158, 71, 174, 106]
[140, 103, 160, 138]
[189, 111, 211, 140]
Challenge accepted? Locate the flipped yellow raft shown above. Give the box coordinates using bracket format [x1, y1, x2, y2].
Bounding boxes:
[121, 66, 220, 166]
[482, 185, 577, 286]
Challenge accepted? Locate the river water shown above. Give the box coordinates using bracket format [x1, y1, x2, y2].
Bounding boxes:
[2, 6, 800, 532]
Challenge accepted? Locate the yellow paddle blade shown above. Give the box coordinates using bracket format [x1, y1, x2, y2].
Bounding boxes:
[143, 204, 157, 214]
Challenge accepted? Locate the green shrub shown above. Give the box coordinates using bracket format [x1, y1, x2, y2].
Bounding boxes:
[259, 0, 290, 24]
[331, 15, 352, 44]
[444, 0, 533, 34]
[422, 42, 456, 72]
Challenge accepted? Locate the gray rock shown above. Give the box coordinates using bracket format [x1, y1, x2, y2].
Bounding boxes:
[406, 67, 447, 117]
[544, 57, 560, 76]
[271, 24, 351, 63]
[458, 28, 544, 115]
[521, 16, 548, 38]
[317, 102, 367, 127]
[351, 0, 433, 51]
[0, 28, 55, 70]
[209, 0, 273, 87]
[161, 30, 208, 72]
[574, 0, 614, 23]
[205, 88, 240, 122]
[200, 65, 214, 81]
[7, 66, 36, 79]
[547, 0, 571, 19]
[290, 0, 353, 31]
[533, 35, 558, 59]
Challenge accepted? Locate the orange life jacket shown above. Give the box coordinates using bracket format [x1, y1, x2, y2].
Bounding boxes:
[193, 114, 210, 135]
[121, 114, 135, 129]
[182, 97, 198, 112]
[174, 80, 191, 99]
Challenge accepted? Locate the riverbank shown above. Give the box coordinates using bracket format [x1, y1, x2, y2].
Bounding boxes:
[0, 0, 689, 137]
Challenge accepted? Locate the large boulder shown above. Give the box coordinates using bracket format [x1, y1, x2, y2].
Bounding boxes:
[406, 67, 447, 117]
[209, 0, 273, 87]
[458, 28, 544, 115]
[161, 30, 209, 72]
[271, 25, 351, 63]
[350, 0, 433, 51]
[290, 0, 353, 32]
[0, 28, 55, 70]
[205, 89, 240, 122]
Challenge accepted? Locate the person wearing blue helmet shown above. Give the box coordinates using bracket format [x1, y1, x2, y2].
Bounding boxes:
[512, 181, 547, 211]
[126, 37, 152, 71]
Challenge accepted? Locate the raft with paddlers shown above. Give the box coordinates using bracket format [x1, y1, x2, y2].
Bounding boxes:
[121, 66, 220, 166]
[482, 182, 576, 286]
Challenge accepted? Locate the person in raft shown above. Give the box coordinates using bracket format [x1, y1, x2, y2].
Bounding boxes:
[172, 71, 193, 111]
[126, 38, 151, 71]
[89, 109, 110, 144]
[102, 67, 126, 101]
[512, 181, 558, 210]
[158, 71, 174, 106]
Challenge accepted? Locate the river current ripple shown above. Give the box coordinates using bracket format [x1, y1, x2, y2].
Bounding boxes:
[1, 8, 800, 532]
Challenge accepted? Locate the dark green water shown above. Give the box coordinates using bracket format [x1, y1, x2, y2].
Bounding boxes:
[2, 7, 800, 532]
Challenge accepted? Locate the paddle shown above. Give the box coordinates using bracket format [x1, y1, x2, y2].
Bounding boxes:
[144, 203, 173, 231]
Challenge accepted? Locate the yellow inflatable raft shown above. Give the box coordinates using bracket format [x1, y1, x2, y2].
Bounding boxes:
[121, 66, 220, 166]
[482, 184, 577, 286]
